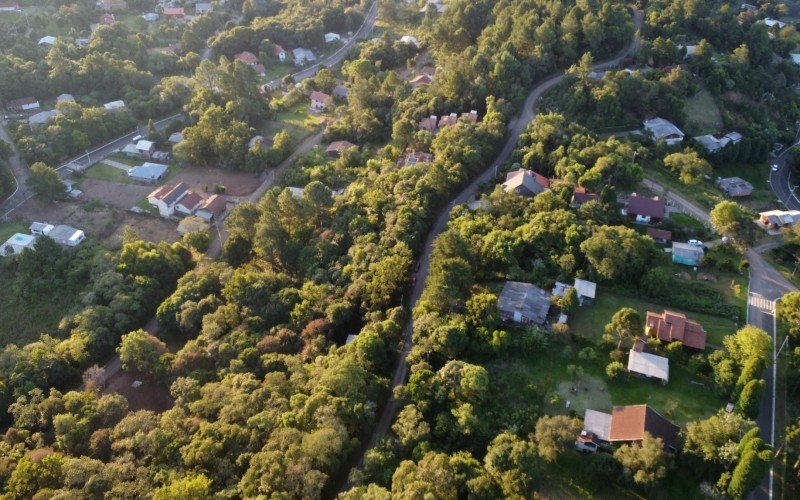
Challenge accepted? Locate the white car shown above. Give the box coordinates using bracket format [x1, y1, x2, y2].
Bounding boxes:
[771, 164, 779, 172]
[575, 440, 598, 453]
[688, 239, 703, 247]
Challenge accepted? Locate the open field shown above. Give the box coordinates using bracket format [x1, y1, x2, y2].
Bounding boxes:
[0, 221, 27, 243]
[684, 88, 723, 135]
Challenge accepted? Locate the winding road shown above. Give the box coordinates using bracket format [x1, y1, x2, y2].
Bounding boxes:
[341, 8, 645, 487]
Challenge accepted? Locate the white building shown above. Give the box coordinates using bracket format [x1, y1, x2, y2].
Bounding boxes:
[1, 233, 36, 256]
[47, 225, 85, 246]
[38, 36, 56, 47]
[128, 162, 168, 182]
[324, 33, 341, 43]
[400, 35, 419, 47]
[627, 349, 670, 383]
[56, 93, 75, 104]
[293, 48, 316, 66]
[643, 117, 684, 146]
[103, 100, 125, 111]
[148, 182, 190, 217]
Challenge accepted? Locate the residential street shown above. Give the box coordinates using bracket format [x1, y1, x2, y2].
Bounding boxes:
[641, 179, 798, 500]
[341, 8, 645, 488]
[769, 132, 800, 211]
[0, 120, 32, 217]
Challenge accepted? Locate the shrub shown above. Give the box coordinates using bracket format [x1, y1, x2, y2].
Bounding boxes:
[606, 361, 626, 380]
[735, 379, 765, 419]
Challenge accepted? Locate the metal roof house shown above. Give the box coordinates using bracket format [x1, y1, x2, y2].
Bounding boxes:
[498, 281, 551, 325]
[47, 225, 85, 247]
[716, 176, 753, 197]
[672, 242, 704, 266]
[627, 349, 670, 383]
[643, 117, 684, 146]
[128, 162, 168, 182]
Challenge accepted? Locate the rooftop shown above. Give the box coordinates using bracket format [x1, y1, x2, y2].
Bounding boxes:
[627, 349, 670, 382]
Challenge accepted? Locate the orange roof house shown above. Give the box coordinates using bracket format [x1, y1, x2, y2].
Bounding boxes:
[645, 310, 707, 350]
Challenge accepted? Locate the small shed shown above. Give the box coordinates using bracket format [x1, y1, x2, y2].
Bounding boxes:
[627, 350, 670, 383]
[573, 278, 596, 306]
[672, 242, 704, 266]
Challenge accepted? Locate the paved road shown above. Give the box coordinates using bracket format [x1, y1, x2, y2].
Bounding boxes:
[340, 8, 645, 489]
[0, 121, 33, 215]
[269, 0, 379, 87]
[770, 138, 800, 210]
[642, 177, 711, 224]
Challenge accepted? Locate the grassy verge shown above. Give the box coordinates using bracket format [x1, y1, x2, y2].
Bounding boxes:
[82, 162, 134, 184]
[0, 221, 27, 243]
[763, 251, 800, 289]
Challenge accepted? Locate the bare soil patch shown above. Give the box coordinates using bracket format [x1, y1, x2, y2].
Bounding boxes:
[103, 370, 173, 414]
[171, 165, 262, 197]
[81, 178, 153, 209]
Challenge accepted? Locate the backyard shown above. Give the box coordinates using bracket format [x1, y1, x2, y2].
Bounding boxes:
[262, 101, 327, 144]
[683, 88, 723, 136]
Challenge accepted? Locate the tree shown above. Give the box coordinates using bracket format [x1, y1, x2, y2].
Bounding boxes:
[710, 201, 755, 247]
[683, 410, 753, 464]
[777, 292, 800, 340]
[393, 404, 430, 449]
[580, 225, 657, 282]
[118, 329, 169, 378]
[728, 431, 772, 498]
[26, 162, 64, 201]
[606, 361, 626, 380]
[663, 150, 711, 185]
[736, 379, 765, 419]
[724, 325, 772, 367]
[484, 433, 541, 496]
[154, 474, 213, 499]
[604, 307, 643, 349]
[534, 415, 582, 462]
[613, 433, 669, 488]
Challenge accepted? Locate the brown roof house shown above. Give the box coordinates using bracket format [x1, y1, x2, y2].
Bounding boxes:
[419, 115, 438, 133]
[581, 405, 680, 452]
[624, 195, 666, 224]
[6, 97, 40, 113]
[326, 140, 356, 158]
[196, 195, 227, 222]
[646, 310, 707, 350]
[502, 169, 550, 197]
[646, 227, 672, 244]
[235, 51, 259, 66]
[437, 113, 458, 129]
[310, 91, 332, 112]
[498, 281, 551, 325]
[571, 186, 599, 206]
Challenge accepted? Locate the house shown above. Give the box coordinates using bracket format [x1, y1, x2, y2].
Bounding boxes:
[646, 227, 672, 244]
[759, 209, 800, 229]
[293, 48, 316, 66]
[56, 93, 75, 104]
[75, 38, 90, 47]
[400, 35, 420, 47]
[585, 405, 680, 452]
[332, 85, 349, 99]
[28, 109, 60, 127]
[574, 278, 596, 306]
[1, 233, 36, 256]
[438, 113, 458, 128]
[791, 54, 800, 65]
[571, 186, 599, 206]
[0, 3, 20, 13]
[421, 66, 436, 78]
[38, 36, 56, 47]
[168, 131, 184, 144]
[103, 100, 125, 111]
[195, 194, 227, 222]
[762, 18, 787, 29]
[163, 7, 185, 21]
[681, 44, 698, 58]
[627, 349, 670, 383]
[121, 142, 140, 157]
[195, 2, 212, 14]
[152, 151, 171, 163]
[460, 110, 479, 124]
[128, 162, 168, 182]
[30, 222, 54, 235]
[346, 334, 358, 345]
[142, 12, 159, 22]
[402, 150, 433, 166]
[175, 190, 204, 215]
[420, 0, 447, 14]
[247, 135, 270, 149]
[694, 132, 742, 153]
[672, 242, 704, 266]
[310, 91, 331, 111]
[497, 281, 552, 325]
[273, 45, 286, 61]
[716, 176, 753, 197]
[324, 33, 341, 43]
[135, 140, 156, 160]
[502, 169, 550, 197]
[47, 225, 85, 247]
[646, 310, 707, 350]
[624, 195, 666, 224]
[99, 0, 127, 10]
[551, 281, 571, 299]
[419, 115, 438, 133]
[148, 182, 190, 217]
[98, 13, 116, 26]
[6, 97, 40, 113]
[326, 140, 356, 158]
[410, 74, 432, 88]
[643, 117, 684, 146]
[235, 51, 259, 66]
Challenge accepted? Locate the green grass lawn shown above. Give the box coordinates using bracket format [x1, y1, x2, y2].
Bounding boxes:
[106, 153, 143, 167]
[684, 88, 723, 135]
[669, 212, 706, 231]
[263, 102, 326, 144]
[0, 221, 27, 243]
[262, 61, 297, 82]
[570, 287, 739, 348]
[764, 251, 800, 289]
[82, 162, 134, 184]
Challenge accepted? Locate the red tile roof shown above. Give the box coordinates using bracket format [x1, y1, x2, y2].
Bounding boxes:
[163, 7, 184, 16]
[235, 51, 259, 65]
[645, 310, 707, 350]
[310, 91, 331, 103]
[326, 140, 356, 154]
[178, 190, 203, 210]
[572, 186, 599, 205]
[199, 194, 226, 215]
[609, 405, 680, 450]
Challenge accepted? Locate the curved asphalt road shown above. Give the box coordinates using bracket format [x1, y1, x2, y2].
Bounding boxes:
[341, 9, 645, 488]
[770, 137, 800, 211]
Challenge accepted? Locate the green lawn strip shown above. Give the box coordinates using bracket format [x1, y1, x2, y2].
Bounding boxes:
[135, 197, 159, 216]
[107, 153, 143, 167]
[570, 288, 738, 348]
[763, 252, 800, 289]
[0, 221, 27, 243]
[683, 88, 723, 136]
[669, 212, 705, 231]
[82, 162, 134, 184]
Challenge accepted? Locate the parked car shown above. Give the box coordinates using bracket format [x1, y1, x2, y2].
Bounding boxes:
[688, 239, 703, 247]
[771, 164, 779, 172]
[131, 134, 143, 143]
[575, 440, 598, 453]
